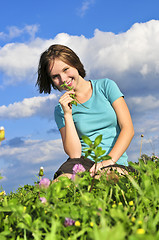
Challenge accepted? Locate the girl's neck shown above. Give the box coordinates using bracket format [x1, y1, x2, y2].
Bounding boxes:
[74, 78, 92, 103]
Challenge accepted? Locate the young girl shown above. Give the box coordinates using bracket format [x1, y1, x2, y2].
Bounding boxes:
[36, 44, 134, 179]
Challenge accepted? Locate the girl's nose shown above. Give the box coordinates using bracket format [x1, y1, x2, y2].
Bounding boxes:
[60, 73, 67, 83]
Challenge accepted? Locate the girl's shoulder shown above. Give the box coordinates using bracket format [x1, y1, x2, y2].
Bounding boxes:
[90, 78, 116, 92]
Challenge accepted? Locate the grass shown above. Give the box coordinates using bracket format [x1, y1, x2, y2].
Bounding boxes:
[0, 157, 159, 240]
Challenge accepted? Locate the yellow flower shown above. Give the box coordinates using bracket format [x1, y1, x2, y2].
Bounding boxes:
[112, 204, 116, 208]
[136, 228, 145, 234]
[90, 222, 94, 227]
[23, 206, 26, 212]
[129, 201, 134, 206]
[131, 216, 136, 222]
[118, 202, 122, 206]
[0, 191, 5, 196]
[45, 210, 47, 214]
[75, 221, 81, 227]
[138, 220, 142, 225]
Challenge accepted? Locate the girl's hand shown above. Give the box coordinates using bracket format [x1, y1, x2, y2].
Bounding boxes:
[59, 90, 75, 115]
[89, 160, 115, 177]
[89, 162, 103, 177]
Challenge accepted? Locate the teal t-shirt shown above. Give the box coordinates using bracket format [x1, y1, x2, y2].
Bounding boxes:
[54, 78, 128, 166]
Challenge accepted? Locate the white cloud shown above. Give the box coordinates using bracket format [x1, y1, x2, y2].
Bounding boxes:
[0, 20, 159, 93]
[127, 95, 159, 113]
[0, 94, 59, 119]
[0, 24, 39, 41]
[0, 138, 65, 164]
[0, 138, 67, 193]
[77, 0, 95, 17]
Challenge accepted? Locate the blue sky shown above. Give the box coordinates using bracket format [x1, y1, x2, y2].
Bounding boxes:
[0, 0, 159, 193]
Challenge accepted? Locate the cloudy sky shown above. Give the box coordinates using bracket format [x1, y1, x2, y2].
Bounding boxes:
[0, 0, 159, 193]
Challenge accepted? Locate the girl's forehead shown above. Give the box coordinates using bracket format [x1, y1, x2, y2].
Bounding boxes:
[49, 58, 69, 74]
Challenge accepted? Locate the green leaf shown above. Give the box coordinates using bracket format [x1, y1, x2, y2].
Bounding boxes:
[82, 136, 92, 146]
[94, 147, 105, 157]
[71, 100, 77, 106]
[23, 213, 32, 227]
[94, 135, 102, 147]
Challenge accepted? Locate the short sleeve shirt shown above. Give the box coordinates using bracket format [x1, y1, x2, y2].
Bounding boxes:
[54, 78, 128, 166]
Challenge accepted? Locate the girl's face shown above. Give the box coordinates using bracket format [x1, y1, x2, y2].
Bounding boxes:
[49, 58, 80, 91]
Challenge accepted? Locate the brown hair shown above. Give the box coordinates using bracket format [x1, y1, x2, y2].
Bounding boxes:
[36, 44, 86, 93]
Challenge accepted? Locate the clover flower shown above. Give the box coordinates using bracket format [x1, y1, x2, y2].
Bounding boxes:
[40, 197, 47, 204]
[39, 178, 50, 189]
[72, 164, 86, 174]
[98, 207, 102, 211]
[64, 217, 75, 227]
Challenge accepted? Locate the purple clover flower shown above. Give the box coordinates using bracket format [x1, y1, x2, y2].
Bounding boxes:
[40, 197, 47, 204]
[72, 164, 86, 174]
[64, 217, 75, 227]
[39, 178, 50, 189]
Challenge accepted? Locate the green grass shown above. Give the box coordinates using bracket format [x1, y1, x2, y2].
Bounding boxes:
[0, 158, 159, 240]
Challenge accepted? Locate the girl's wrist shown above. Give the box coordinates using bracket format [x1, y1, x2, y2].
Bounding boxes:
[110, 158, 116, 164]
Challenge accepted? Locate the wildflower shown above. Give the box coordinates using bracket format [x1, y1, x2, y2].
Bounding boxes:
[106, 171, 119, 183]
[39, 166, 44, 177]
[98, 207, 102, 211]
[131, 216, 136, 222]
[39, 178, 50, 189]
[137, 220, 142, 225]
[75, 221, 81, 227]
[23, 206, 26, 212]
[72, 164, 86, 174]
[112, 204, 116, 208]
[64, 217, 75, 227]
[136, 228, 145, 234]
[90, 222, 94, 227]
[129, 201, 134, 206]
[40, 197, 47, 204]
[0, 191, 6, 196]
[118, 202, 122, 206]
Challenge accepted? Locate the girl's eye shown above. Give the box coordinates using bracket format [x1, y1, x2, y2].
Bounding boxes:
[52, 75, 58, 80]
[64, 68, 69, 72]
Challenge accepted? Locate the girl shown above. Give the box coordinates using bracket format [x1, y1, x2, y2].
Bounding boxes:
[36, 44, 134, 180]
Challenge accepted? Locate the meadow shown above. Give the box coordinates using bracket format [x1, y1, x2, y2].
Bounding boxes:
[0, 136, 159, 240]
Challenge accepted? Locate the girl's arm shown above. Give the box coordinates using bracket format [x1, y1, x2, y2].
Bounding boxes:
[90, 97, 134, 175]
[59, 91, 82, 158]
[107, 96, 134, 161]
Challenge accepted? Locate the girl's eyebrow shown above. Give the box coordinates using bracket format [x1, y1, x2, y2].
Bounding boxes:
[51, 74, 58, 79]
